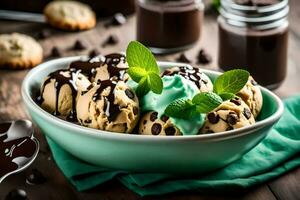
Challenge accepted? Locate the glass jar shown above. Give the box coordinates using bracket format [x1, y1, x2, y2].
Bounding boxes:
[218, 0, 289, 89]
[137, 0, 204, 54]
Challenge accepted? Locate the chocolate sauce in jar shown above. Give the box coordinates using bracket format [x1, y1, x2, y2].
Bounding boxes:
[218, 0, 289, 89]
[0, 122, 36, 178]
[137, 0, 204, 54]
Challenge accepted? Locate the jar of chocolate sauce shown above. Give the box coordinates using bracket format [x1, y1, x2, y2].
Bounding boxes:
[218, 0, 289, 89]
[137, 0, 204, 54]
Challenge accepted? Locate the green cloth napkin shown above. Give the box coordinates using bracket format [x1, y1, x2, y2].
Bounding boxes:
[47, 94, 300, 196]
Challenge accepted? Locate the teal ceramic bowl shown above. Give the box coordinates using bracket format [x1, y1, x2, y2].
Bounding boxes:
[22, 56, 284, 175]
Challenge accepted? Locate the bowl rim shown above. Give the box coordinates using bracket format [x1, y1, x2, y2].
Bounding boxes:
[21, 56, 284, 142]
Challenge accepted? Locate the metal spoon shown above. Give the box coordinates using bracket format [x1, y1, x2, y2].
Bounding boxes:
[0, 120, 39, 183]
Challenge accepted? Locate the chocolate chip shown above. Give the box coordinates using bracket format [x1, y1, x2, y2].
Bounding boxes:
[150, 112, 158, 122]
[37, 30, 50, 39]
[133, 106, 139, 115]
[84, 119, 92, 124]
[197, 49, 212, 65]
[160, 115, 169, 122]
[207, 112, 220, 124]
[5, 189, 27, 200]
[143, 120, 147, 125]
[26, 169, 46, 185]
[102, 35, 119, 47]
[243, 108, 252, 119]
[111, 13, 127, 25]
[165, 126, 176, 136]
[226, 126, 234, 131]
[50, 46, 61, 57]
[125, 89, 135, 99]
[176, 53, 191, 63]
[73, 40, 86, 50]
[230, 98, 241, 106]
[227, 113, 238, 125]
[151, 123, 162, 135]
[89, 49, 100, 58]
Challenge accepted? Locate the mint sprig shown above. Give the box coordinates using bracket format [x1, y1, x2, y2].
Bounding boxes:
[126, 41, 163, 96]
[164, 69, 250, 120]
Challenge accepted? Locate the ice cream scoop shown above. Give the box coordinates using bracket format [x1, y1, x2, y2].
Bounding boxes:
[201, 97, 255, 134]
[76, 80, 139, 133]
[237, 76, 263, 118]
[129, 74, 205, 136]
[37, 69, 91, 121]
[162, 65, 213, 92]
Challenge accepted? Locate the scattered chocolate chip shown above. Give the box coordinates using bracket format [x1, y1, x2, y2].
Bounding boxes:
[226, 126, 234, 131]
[102, 35, 119, 47]
[143, 120, 147, 125]
[5, 189, 27, 200]
[207, 112, 220, 124]
[176, 53, 191, 63]
[50, 46, 61, 57]
[160, 115, 169, 122]
[150, 112, 158, 122]
[243, 108, 252, 119]
[37, 30, 50, 39]
[251, 79, 258, 86]
[73, 40, 86, 50]
[151, 123, 162, 135]
[26, 169, 46, 185]
[227, 113, 238, 125]
[89, 49, 100, 58]
[125, 89, 135, 99]
[197, 49, 212, 65]
[165, 126, 176, 136]
[230, 98, 241, 106]
[133, 106, 139, 115]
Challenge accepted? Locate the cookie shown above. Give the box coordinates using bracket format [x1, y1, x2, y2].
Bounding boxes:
[0, 33, 43, 69]
[44, 1, 96, 31]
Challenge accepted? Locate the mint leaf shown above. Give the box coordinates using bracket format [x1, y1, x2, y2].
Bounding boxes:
[192, 92, 223, 113]
[213, 69, 249, 95]
[219, 92, 235, 101]
[126, 41, 159, 73]
[136, 76, 150, 97]
[127, 67, 148, 82]
[147, 72, 163, 94]
[165, 99, 197, 119]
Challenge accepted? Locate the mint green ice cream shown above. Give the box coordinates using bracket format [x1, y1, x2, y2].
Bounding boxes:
[127, 74, 205, 135]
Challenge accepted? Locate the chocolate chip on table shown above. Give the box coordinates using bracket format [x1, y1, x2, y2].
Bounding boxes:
[5, 189, 27, 200]
[207, 112, 220, 124]
[150, 112, 158, 122]
[243, 108, 252, 119]
[26, 169, 46, 185]
[125, 89, 135, 99]
[89, 49, 100, 58]
[102, 35, 119, 47]
[165, 126, 176, 136]
[197, 49, 212, 65]
[160, 115, 169, 122]
[73, 39, 87, 50]
[227, 113, 239, 125]
[50, 46, 61, 57]
[151, 123, 162, 135]
[176, 53, 191, 63]
[104, 13, 127, 27]
[37, 30, 50, 39]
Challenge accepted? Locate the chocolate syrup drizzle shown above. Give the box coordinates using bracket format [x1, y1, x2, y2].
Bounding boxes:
[162, 66, 207, 89]
[0, 122, 36, 178]
[103, 53, 127, 81]
[69, 60, 102, 80]
[92, 80, 121, 122]
[36, 70, 79, 122]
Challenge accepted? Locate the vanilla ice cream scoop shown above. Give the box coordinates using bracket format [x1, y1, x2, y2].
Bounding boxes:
[237, 76, 263, 118]
[76, 80, 139, 133]
[162, 66, 213, 92]
[37, 69, 91, 121]
[201, 97, 255, 134]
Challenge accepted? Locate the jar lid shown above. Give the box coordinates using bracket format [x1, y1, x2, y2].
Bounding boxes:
[220, 0, 289, 29]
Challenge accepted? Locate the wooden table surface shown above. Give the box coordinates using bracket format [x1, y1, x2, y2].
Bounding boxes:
[0, 1, 300, 199]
